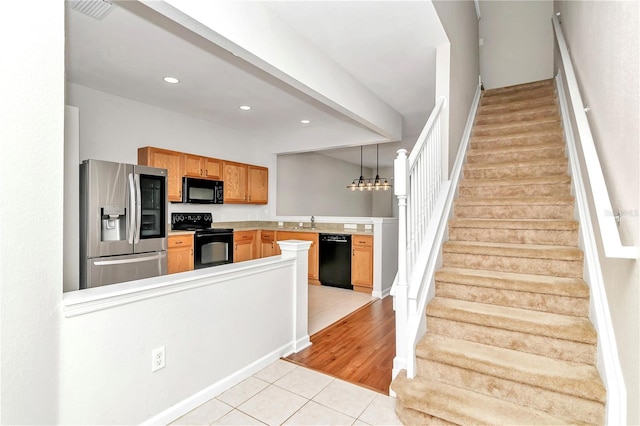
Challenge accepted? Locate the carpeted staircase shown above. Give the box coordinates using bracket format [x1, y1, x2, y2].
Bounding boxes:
[391, 79, 606, 425]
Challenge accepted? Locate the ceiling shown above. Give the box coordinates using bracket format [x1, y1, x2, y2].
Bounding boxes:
[65, 1, 444, 168]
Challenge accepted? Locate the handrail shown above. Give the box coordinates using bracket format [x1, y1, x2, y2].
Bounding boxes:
[552, 15, 637, 260]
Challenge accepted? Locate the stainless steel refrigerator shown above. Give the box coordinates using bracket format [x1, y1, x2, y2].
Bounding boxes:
[80, 159, 168, 289]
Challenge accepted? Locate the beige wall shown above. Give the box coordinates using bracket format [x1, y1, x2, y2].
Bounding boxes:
[432, 0, 481, 174]
[554, 1, 640, 423]
[479, 0, 554, 89]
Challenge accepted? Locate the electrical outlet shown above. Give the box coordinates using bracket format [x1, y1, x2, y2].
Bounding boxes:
[299, 222, 304, 227]
[344, 224, 357, 229]
[364, 224, 372, 230]
[152, 346, 165, 372]
[278, 221, 283, 227]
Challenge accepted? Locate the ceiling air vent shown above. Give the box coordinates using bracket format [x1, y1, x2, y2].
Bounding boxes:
[69, 0, 114, 21]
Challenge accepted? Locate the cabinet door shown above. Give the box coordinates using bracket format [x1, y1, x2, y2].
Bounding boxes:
[222, 161, 248, 203]
[352, 236, 373, 288]
[260, 230, 277, 258]
[183, 153, 204, 178]
[204, 157, 222, 179]
[138, 147, 183, 202]
[248, 166, 268, 204]
[277, 231, 319, 281]
[167, 234, 194, 274]
[234, 230, 256, 262]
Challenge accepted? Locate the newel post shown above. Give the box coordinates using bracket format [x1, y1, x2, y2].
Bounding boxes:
[393, 149, 409, 378]
[279, 239, 312, 353]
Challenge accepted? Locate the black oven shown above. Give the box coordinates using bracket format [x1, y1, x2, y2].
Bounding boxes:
[171, 213, 233, 269]
[194, 229, 234, 269]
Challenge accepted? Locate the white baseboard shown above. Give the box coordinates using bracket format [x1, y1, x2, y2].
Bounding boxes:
[141, 342, 294, 426]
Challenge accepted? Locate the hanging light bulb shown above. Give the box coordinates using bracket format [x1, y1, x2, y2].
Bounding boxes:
[346, 145, 392, 192]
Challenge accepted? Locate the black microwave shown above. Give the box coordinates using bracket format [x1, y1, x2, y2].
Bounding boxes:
[182, 177, 224, 204]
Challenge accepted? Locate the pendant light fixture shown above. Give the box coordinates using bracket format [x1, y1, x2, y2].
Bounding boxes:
[346, 145, 392, 191]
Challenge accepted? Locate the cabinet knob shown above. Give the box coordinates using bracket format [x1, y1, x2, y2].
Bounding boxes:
[175, 241, 182, 245]
[200, 168, 203, 175]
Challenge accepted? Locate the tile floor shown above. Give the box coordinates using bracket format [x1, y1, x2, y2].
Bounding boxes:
[307, 285, 374, 335]
[170, 359, 402, 425]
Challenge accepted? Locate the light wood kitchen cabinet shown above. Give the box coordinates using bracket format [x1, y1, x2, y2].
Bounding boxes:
[167, 234, 194, 274]
[248, 165, 268, 204]
[260, 230, 280, 257]
[184, 154, 222, 180]
[222, 161, 268, 204]
[352, 235, 373, 292]
[234, 230, 257, 262]
[222, 161, 248, 203]
[138, 147, 183, 202]
[277, 231, 319, 283]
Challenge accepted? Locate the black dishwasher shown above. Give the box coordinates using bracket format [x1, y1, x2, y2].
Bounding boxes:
[319, 233, 353, 290]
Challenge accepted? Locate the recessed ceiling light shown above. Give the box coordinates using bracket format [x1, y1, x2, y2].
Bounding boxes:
[300, 119, 311, 124]
[239, 105, 251, 111]
[163, 76, 179, 84]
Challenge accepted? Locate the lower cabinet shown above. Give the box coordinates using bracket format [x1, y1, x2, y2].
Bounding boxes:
[260, 230, 280, 257]
[234, 230, 257, 262]
[277, 231, 319, 283]
[352, 235, 373, 292]
[167, 234, 194, 274]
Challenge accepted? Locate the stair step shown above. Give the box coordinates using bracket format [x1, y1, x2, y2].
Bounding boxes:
[463, 157, 568, 180]
[442, 241, 584, 278]
[475, 103, 559, 125]
[480, 85, 556, 106]
[478, 95, 558, 117]
[454, 196, 575, 220]
[459, 174, 572, 198]
[466, 141, 566, 164]
[473, 116, 562, 137]
[471, 128, 564, 150]
[449, 217, 578, 245]
[392, 371, 569, 426]
[427, 297, 596, 345]
[482, 79, 555, 98]
[435, 266, 589, 297]
[415, 335, 606, 423]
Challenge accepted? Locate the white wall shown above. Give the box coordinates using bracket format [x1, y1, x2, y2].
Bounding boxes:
[479, 0, 554, 90]
[554, 2, 639, 423]
[59, 260, 300, 424]
[277, 152, 379, 217]
[432, 0, 481, 174]
[0, 2, 63, 423]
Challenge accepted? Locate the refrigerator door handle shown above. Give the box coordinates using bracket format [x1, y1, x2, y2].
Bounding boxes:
[128, 173, 136, 245]
[134, 173, 142, 245]
[93, 252, 165, 266]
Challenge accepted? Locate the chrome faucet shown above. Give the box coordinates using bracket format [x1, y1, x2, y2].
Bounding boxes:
[311, 216, 315, 229]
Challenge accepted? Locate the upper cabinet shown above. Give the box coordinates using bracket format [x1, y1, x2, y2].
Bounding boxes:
[139, 147, 267, 205]
[138, 147, 183, 202]
[223, 162, 269, 204]
[248, 165, 268, 204]
[184, 153, 222, 180]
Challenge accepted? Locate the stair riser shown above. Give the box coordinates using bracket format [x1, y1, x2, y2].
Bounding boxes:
[466, 146, 565, 164]
[453, 204, 575, 220]
[478, 97, 557, 116]
[427, 316, 595, 364]
[473, 120, 561, 137]
[471, 132, 563, 150]
[459, 182, 571, 198]
[448, 226, 578, 246]
[482, 80, 554, 97]
[442, 252, 584, 278]
[416, 359, 604, 425]
[475, 109, 558, 126]
[395, 404, 456, 426]
[480, 88, 556, 106]
[463, 163, 568, 179]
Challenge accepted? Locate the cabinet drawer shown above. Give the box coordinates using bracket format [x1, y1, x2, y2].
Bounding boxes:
[261, 230, 276, 242]
[234, 231, 255, 241]
[352, 235, 373, 247]
[168, 234, 193, 248]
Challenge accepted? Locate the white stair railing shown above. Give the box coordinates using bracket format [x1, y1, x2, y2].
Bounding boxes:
[392, 88, 481, 378]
